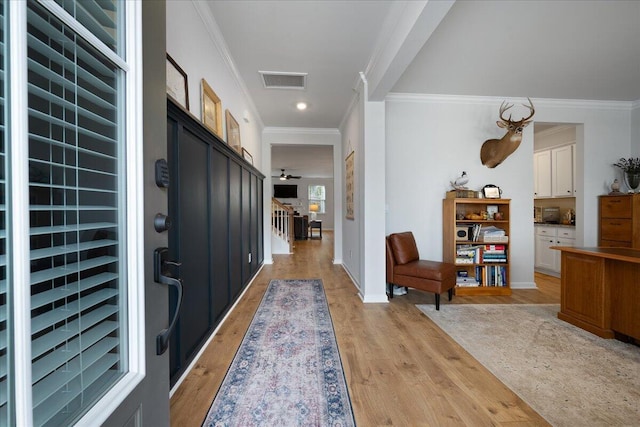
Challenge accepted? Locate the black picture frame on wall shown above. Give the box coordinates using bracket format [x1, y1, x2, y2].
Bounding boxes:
[242, 148, 253, 165]
[166, 53, 189, 110]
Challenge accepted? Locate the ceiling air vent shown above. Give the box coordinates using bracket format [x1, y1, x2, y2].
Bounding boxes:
[259, 71, 307, 90]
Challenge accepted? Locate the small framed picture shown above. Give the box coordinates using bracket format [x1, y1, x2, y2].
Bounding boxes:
[483, 186, 501, 199]
[166, 54, 189, 110]
[486, 205, 499, 219]
[201, 79, 222, 137]
[225, 109, 241, 154]
[242, 148, 253, 165]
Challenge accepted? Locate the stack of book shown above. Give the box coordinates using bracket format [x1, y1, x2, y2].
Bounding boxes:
[456, 270, 479, 287]
[479, 225, 508, 243]
[481, 244, 507, 263]
[455, 246, 479, 264]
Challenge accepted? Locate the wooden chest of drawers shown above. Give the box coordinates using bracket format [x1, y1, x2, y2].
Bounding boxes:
[599, 194, 640, 247]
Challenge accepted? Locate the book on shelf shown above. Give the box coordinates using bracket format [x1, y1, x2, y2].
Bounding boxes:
[482, 235, 509, 243]
[456, 244, 507, 264]
[446, 189, 477, 199]
[474, 265, 507, 287]
[483, 244, 506, 252]
[456, 276, 479, 287]
[482, 250, 507, 263]
[472, 224, 481, 242]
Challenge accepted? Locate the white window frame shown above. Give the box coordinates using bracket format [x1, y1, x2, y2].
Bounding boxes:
[8, 1, 145, 425]
[308, 184, 326, 214]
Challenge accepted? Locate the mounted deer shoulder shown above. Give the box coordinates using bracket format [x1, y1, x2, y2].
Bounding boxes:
[480, 98, 534, 168]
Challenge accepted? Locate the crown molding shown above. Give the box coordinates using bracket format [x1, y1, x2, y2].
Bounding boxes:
[632, 99, 640, 110]
[533, 125, 575, 139]
[263, 127, 340, 136]
[386, 93, 635, 111]
[192, 1, 264, 130]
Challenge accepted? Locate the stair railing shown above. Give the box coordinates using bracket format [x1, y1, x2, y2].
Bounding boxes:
[271, 198, 294, 253]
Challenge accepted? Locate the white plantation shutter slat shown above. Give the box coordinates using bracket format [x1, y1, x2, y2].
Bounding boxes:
[30, 239, 118, 261]
[31, 304, 119, 361]
[32, 323, 118, 383]
[31, 272, 118, 308]
[30, 255, 118, 285]
[33, 354, 119, 426]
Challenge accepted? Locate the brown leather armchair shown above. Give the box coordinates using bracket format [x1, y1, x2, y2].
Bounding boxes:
[386, 231, 456, 310]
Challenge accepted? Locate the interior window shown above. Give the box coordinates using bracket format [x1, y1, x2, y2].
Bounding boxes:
[308, 185, 325, 214]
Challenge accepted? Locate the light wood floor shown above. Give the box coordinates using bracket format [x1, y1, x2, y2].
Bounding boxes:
[170, 232, 559, 426]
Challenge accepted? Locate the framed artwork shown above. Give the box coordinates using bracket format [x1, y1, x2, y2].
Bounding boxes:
[486, 205, 499, 219]
[166, 54, 189, 110]
[345, 151, 354, 220]
[242, 148, 253, 165]
[201, 79, 222, 137]
[225, 109, 241, 154]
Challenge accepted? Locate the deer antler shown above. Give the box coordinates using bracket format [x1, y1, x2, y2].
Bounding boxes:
[499, 101, 514, 122]
[521, 97, 535, 123]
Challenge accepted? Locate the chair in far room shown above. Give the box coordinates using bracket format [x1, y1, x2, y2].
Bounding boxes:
[385, 231, 456, 310]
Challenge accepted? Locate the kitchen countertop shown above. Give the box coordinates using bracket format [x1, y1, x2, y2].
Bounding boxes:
[534, 222, 575, 228]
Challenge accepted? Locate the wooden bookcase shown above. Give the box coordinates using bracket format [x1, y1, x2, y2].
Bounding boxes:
[443, 198, 512, 296]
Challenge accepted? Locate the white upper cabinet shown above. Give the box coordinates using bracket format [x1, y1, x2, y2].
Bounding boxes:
[534, 144, 575, 199]
[534, 150, 552, 198]
[552, 145, 574, 197]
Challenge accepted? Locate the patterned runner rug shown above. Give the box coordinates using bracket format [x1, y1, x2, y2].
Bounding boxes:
[417, 304, 640, 426]
[202, 279, 355, 427]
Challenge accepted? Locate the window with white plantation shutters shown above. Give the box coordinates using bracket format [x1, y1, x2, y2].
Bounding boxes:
[27, 2, 126, 425]
[53, 0, 121, 54]
[0, 1, 7, 424]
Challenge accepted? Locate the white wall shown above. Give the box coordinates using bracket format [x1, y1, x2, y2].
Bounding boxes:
[339, 92, 363, 290]
[262, 128, 342, 264]
[385, 95, 633, 289]
[166, 1, 263, 170]
[633, 103, 640, 157]
[339, 77, 387, 302]
[534, 126, 576, 151]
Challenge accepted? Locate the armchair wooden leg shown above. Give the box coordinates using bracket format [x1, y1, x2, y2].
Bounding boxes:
[448, 288, 453, 301]
[435, 293, 440, 311]
[387, 283, 393, 299]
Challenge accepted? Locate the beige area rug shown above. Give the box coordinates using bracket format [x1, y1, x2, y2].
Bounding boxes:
[417, 304, 640, 426]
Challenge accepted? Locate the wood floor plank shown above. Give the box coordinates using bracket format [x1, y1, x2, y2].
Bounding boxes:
[170, 232, 554, 426]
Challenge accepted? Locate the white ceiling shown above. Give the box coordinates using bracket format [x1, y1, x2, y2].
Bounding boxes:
[271, 145, 333, 179]
[393, 0, 640, 100]
[207, 0, 640, 178]
[207, 0, 394, 129]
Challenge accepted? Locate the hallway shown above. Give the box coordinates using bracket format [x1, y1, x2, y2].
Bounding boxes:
[170, 232, 558, 425]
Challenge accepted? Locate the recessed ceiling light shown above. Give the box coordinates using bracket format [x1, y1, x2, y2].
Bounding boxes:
[296, 102, 307, 111]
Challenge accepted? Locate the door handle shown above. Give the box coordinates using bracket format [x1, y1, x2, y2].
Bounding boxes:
[154, 247, 183, 355]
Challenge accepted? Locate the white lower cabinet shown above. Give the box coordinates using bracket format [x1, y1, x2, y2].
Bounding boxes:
[535, 226, 575, 274]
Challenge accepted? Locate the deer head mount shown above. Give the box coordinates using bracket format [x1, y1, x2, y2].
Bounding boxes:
[480, 98, 535, 168]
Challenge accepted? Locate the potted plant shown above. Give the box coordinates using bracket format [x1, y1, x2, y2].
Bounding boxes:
[613, 157, 640, 192]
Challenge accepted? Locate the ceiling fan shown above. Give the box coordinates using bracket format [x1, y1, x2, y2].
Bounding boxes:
[277, 169, 301, 180]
